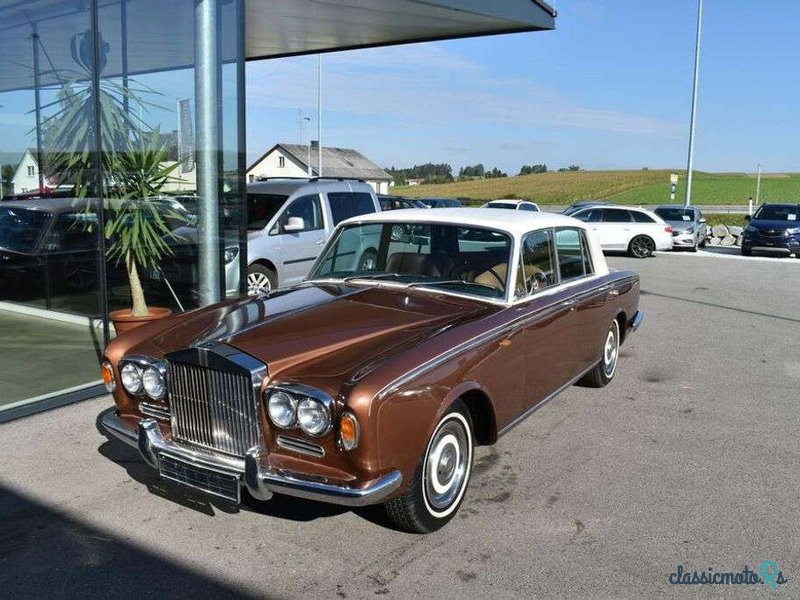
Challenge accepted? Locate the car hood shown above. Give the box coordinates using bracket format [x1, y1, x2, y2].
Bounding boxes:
[141, 283, 496, 384]
[749, 219, 799, 231]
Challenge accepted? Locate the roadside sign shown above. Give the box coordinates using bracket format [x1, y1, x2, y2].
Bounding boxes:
[669, 173, 678, 200]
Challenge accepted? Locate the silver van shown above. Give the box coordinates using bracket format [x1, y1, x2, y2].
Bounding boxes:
[242, 179, 381, 294]
[145, 179, 381, 302]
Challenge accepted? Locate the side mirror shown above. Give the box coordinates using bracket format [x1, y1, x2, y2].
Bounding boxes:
[283, 216, 305, 232]
[744, 215, 751, 222]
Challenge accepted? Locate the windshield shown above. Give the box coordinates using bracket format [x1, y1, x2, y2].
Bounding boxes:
[246, 193, 289, 230]
[753, 204, 799, 222]
[486, 202, 516, 210]
[309, 222, 512, 299]
[655, 207, 696, 222]
[0, 207, 50, 252]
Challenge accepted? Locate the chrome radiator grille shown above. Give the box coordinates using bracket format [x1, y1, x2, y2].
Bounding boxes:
[168, 360, 260, 457]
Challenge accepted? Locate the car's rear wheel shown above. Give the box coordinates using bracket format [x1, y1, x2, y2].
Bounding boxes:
[246, 264, 277, 296]
[579, 318, 620, 388]
[384, 401, 474, 533]
[741, 246, 752, 256]
[628, 235, 655, 258]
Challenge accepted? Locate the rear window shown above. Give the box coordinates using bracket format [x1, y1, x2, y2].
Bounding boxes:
[631, 210, 655, 223]
[328, 192, 376, 225]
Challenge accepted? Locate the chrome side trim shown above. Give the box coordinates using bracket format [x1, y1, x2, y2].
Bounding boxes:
[376, 277, 627, 399]
[100, 410, 401, 507]
[498, 362, 597, 437]
[276, 435, 325, 458]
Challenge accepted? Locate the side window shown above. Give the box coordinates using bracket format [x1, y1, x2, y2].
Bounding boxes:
[50, 213, 98, 252]
[328, 192, 376, 225]
[279, 194, 322, 233]
[575, 209, 602, 223]
[555, 228, 588, 281]
[630, 210, 655, 223]
[519, 203, 536, 212]
[516, 229, 556, 299]
[603, 209, 632, 223]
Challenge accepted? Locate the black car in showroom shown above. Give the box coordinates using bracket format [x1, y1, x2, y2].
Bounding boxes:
[741, 203, 800, 257]
[0, 198, 190, 314]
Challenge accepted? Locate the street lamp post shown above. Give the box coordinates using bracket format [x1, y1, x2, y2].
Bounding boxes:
[684, 0, 703, 207]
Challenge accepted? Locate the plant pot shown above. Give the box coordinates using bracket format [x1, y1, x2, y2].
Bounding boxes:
[110, 307, 172, 335]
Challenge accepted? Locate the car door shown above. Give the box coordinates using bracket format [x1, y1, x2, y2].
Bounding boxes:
[572, 208, 608, 247]
[599, 208, 635, 250]
[273, 194, 326, 284]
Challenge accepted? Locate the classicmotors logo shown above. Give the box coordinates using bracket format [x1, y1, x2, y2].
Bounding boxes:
[669, 562, 789, 589]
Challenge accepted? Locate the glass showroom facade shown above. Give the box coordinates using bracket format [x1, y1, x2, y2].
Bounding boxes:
[0, 0, 246, 419]
[0, 0, 554, 421]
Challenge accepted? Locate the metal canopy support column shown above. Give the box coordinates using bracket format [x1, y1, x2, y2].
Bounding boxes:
[195, 0, 221, 305]
[31, 25, 44, 193]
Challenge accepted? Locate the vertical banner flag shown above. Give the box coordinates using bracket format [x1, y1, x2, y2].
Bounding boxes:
[177, 99, 195, 174]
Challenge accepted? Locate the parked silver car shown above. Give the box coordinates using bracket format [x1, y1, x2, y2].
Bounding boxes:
[654, 205, 707, 252]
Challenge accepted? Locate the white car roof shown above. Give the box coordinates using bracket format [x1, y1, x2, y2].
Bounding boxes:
[345, 207, 586, 238]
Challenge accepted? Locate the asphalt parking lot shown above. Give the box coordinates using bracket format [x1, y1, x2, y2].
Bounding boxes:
[1, 252, 798, 599]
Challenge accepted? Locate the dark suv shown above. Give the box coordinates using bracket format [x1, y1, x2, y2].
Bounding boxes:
[741, 203, 800, 257]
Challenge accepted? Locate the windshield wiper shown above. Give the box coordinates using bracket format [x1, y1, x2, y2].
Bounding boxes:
[342, 272, 404, 285]
[406, 279, 500, 292]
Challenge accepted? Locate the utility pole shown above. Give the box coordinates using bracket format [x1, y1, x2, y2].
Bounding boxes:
[317, 54, 322, 177]
[755, 163, 762, 209]
[684, 0, 703, 207]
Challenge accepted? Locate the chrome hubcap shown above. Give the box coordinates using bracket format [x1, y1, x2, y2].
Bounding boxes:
[425, 419, 469, 512]
[603, 323, 619, 377]
[247, 272, 271, 296]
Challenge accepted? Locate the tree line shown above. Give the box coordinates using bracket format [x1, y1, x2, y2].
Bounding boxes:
[387, 162, 582, 185]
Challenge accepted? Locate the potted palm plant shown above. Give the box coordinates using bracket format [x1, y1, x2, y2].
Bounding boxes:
[41, 71, 186, 333]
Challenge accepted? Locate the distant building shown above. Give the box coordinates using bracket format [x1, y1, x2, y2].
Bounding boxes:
[9, 149, 55, 195]
[406, 178, 425, 187]
[247, 143, 393, 194]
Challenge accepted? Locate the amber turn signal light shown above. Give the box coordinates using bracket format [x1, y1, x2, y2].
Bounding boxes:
[101, 361, 116, 393]
[339, 412, 360, 451]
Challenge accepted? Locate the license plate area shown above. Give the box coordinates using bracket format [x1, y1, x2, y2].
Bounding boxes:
[158, 454, 241, 504]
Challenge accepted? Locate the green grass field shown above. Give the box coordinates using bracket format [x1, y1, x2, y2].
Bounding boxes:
[393, 170, 800, 206]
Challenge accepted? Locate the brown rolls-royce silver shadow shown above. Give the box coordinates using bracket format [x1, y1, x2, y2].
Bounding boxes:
[100, 208, 643, 533]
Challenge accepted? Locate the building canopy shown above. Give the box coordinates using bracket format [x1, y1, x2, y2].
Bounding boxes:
[0, 0, 555, 93]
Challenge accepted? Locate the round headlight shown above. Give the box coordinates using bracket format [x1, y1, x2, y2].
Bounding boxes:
[142, 366, 166, 399]
[120, 363, 143, 394]
[297, 398, 331, 436]
[268, 391, 297, 428]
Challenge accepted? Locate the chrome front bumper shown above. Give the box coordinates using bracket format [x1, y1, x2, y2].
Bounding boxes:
[630, 310, 644, 333]
[100, 410, 402, 507]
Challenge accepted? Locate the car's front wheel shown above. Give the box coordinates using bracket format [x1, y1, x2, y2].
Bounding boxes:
[579, 318, 620, 388]
[384, 401, 474, 533]
[247, 264, 277, 296]
[628, 235, 656, 258]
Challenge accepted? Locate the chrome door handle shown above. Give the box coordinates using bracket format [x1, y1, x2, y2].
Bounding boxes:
[561, 299, 577, 311]
[608, 289, 620, 297]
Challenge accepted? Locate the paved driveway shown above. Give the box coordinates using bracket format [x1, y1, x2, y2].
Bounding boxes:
[1, 253, 798, 599]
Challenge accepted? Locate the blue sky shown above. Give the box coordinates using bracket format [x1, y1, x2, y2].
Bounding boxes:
[245, 0, 800, 174]
[1, 2, 798, 175]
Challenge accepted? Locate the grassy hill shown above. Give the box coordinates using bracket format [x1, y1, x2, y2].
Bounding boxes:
[393, 170, 800, 206]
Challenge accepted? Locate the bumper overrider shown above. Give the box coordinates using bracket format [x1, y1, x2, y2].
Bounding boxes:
[101, 410, 402, 507]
